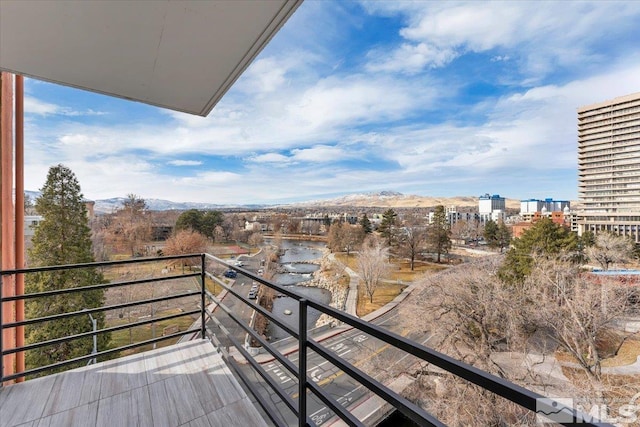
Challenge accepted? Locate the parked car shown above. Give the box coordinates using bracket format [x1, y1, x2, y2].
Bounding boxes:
[248, 291, 257, 299]
[224, 270, 237, 278]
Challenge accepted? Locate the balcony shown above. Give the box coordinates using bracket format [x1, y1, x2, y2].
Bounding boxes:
[0, 253, 610, 426]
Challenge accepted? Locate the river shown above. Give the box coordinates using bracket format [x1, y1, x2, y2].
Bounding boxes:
[266, 239, 331, 341]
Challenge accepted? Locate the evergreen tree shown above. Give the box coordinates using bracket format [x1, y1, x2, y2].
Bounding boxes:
[484, 220, 498, 246]
[378, 209, 397, 248]
[426, 205, 451, 263]
[359, 214, 373, 234]
[499, 217, 577, 284]
[26, 165, 110, 374]
[175, 209, 204, 232]
[496, 221, 512, 252]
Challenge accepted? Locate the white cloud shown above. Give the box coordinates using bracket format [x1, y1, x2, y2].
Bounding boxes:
[24, 96, 62, 115]
[363, 1, 640, 76]
[167, 160, 202, 166]
[20, 1, 640, 204]
[25, 96, 107, 117]
[248, 153, 291, 164]
[366, 43, 457, 74]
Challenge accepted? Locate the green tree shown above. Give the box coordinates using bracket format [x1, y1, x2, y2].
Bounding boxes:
[484, 220, 498, 246]
[427, 205, 451, 263]
[499, 217, 577, 284]
[360, 214, 373, 234]
[201, 210, 224, 239]
[26, 165, 110, 374]
[378, 209, 397, 248]
[175, 209, 204, 232]
[496, 221, 512, 252]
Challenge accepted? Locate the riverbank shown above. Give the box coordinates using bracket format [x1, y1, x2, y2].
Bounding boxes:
[295, 248, 350, 327]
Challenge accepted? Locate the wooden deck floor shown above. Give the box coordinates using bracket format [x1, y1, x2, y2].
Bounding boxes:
[0, 340, 268, 427]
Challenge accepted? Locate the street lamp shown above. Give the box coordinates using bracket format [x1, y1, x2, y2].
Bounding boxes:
[82, 309, 98, 365]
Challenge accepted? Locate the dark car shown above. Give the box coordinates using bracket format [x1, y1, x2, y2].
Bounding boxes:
[224, 270, 237, 278]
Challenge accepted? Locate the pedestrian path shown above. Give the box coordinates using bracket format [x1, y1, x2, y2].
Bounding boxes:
[327, 252, 359, 317]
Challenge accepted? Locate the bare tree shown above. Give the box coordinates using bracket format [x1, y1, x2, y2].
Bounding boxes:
[356, 235, 391, 303]
[450, 219, 483, 243]
[392, 258, 536, 426]
[248, 232, 263, 248]
[586, 232, 635, 271]
[163, 229, 208, 269]
[344, 224, 365, 257]
[524, 257, 632, 384]
[393, 254, 636, 425]
[398, 215, 427, 270]
[105, 194, 151, 257]
[327, 222, 344, 253]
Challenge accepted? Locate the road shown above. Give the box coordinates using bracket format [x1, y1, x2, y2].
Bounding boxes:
[205, 251, 430, 425]
[239, 307, 432, 426]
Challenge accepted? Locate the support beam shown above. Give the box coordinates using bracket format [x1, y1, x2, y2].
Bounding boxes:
[0, 72, 16, 383]
[15, 75, 25, 381]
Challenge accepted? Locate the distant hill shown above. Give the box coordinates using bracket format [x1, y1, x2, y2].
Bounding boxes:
[25, 191, 264, 214]
[279, 191, 522, 209]
[25, 190, 526, 212]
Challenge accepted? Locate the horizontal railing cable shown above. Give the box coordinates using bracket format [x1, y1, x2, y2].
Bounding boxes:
[0, 272, 199, 302]
[2, 308, 199, 355]
[2, 290, 198, 330]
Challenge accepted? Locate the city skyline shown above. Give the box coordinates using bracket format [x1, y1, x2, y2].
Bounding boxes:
[21, 1, 640, 204]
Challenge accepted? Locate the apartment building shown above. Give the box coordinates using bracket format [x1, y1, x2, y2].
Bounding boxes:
[578, 92, 640, 242]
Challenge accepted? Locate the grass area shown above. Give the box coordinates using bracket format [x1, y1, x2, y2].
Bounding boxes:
[334, 252, 447, 317]
[109, 308, 198, 356]
[387, 259, 448, 282]
[335, 253, 447, 283]
[555, 337, 640, 368]
[356, 280, 406, 317]
[602, 338, 640, 367]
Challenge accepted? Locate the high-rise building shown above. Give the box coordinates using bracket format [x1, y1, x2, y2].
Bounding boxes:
[478, 193, 505, 223]
[578, 92, 640, 242]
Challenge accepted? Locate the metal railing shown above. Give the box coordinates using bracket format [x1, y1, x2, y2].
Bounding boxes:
[0, 254, 206, 382]
[1, 253, 611, 427]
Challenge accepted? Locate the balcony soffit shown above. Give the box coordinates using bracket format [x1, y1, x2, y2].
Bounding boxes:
[0, 0, 302, 116]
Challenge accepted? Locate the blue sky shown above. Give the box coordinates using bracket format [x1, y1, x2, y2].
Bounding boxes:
[23, 1, 640, 205]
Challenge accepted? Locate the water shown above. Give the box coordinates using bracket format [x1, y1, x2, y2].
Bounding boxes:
[265, 239, 330, 340]
[278, 240, 325, 263]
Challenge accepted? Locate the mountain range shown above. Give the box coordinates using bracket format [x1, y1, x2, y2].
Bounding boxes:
[25, 190, 523, 213]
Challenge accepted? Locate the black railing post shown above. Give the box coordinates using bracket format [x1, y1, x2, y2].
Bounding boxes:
[298, 298, 307, 427]
[201, 253, 206, 339]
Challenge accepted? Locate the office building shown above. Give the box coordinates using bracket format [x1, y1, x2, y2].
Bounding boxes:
[578, 92, 640, 242]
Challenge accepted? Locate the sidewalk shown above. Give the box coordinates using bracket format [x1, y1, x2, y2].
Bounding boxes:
[327, 252, 358, 317]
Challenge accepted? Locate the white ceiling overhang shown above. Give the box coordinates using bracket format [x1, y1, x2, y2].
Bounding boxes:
[0, 0, 302, 116]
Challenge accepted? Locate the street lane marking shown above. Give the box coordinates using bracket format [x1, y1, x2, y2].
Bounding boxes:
[291, 328, 409, 398]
